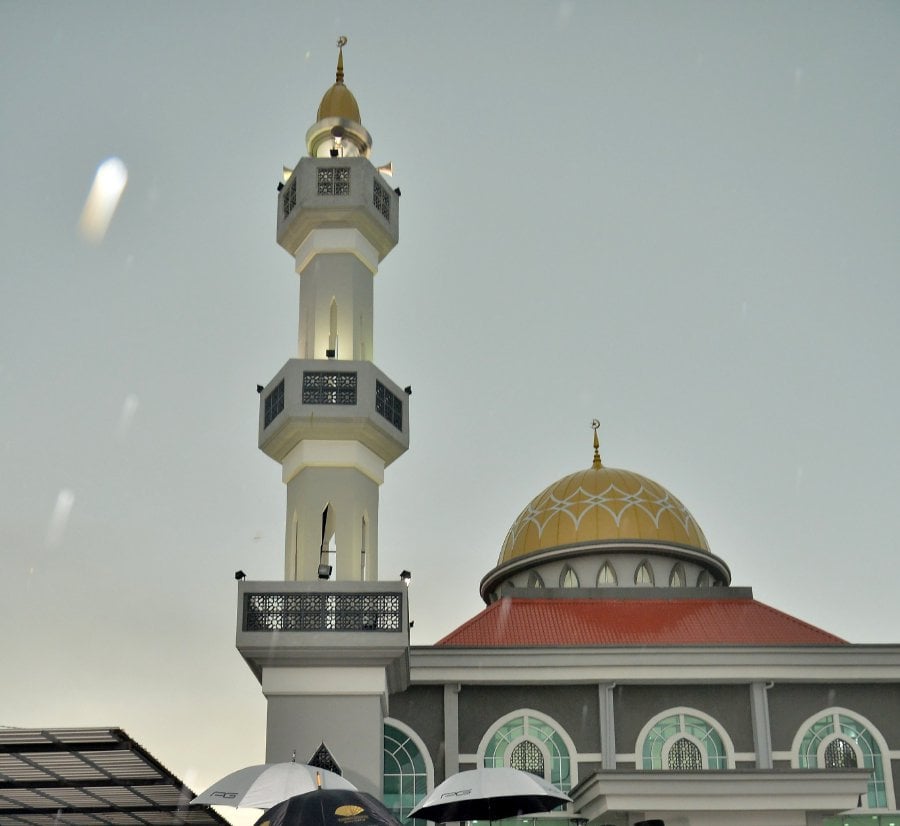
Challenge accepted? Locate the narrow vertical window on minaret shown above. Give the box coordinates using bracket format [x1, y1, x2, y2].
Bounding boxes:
[329, 298, 338, 357]
[360, 514, 368, 580]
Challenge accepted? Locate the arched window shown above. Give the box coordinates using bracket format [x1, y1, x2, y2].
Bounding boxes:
[597, 561, 618, 586]
[669, 564, 685, 587]
[384, 721, 432, 823]
[329, 297, 338, 356]
[481, 711, 575, 791]
[527, 571, 544, 589]
[696, 570, 711, 587]
[559, 566, 579, 588]
[793, 710, 892, 808]
[634, 560, 655, 586]
[360, 514, 368, 580]
[638, 709, 732, 770]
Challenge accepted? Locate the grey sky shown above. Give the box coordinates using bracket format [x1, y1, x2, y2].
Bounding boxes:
[2, 0, 899, 815]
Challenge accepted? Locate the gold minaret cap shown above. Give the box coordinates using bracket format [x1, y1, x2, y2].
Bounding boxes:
[308, 35, 371, 157]
[591, 419, 602, 469]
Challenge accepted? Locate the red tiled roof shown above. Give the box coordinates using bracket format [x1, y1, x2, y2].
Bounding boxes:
[435, 597, 846, 647]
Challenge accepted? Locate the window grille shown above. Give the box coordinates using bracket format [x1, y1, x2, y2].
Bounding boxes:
[375, 381, 403, 430]
[668, 738, 703, 771]
[510, 740, 544, 777]
[244, 592, 401, 632]
[317, 166, 350, 196]
[264, 380, 285, 427]
[560, 567, 579, 588]
[373, 178, 391, 221]
[282, 177, 297, 219]
[309, 743, 342, 775]
[824, 738, 858, 769]
[303, 371, 357, 405]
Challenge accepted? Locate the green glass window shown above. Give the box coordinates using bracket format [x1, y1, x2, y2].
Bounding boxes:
[798, 713, 887, 808]
[641, 712, 727, 770]
[384, 723, 428, 823]
[483, 714, 572, 791]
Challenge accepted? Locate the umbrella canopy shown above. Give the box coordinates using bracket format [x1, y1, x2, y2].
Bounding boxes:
[255, 789, 402, 826]
[408, 768, 571, 822]
[192, 763, 356, 809]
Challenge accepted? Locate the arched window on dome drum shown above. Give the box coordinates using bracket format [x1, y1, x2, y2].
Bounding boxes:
[797, 712, 888, 807]
[669, 564, 686, 587]
[696, 570, 711, 587]
[527, 571, 544, 589]
[559, 566, 579, 588]
[668, 737, 703, 771]
[509, 740, 544, 777]
[634, 561, 655, 586]
[597, 561, 618, 586]
[383, 723, 429, 824]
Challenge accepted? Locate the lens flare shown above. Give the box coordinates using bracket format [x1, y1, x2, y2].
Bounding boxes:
[46, 488, 75, 547]
[79, 156, 128, 243]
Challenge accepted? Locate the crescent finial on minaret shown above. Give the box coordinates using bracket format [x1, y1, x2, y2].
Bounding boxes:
[591, 419, 602, 469]
[335, 36, 347, 83]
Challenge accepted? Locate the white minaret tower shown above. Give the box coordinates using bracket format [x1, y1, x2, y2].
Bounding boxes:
[259, 37, 407, 583]
[238, 40, 411, 795]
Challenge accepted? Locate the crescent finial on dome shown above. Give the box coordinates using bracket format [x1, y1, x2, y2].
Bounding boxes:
[591, 419, 602, 469]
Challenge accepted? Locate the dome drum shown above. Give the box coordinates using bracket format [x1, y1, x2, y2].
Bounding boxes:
[480, 541, 730, 602]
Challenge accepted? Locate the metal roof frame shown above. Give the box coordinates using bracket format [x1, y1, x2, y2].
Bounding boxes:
[0, 728, 231, 826]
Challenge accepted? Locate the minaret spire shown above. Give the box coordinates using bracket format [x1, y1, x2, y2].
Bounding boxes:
[591, 418, 603, 469]
[335, 35, 347, 83]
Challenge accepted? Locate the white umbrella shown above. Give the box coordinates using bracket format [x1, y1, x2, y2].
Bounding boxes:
[408, 767, 571, 822]
[191, 763, 356, 809]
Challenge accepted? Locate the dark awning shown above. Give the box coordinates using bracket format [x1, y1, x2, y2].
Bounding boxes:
[0, 727, 232, 826]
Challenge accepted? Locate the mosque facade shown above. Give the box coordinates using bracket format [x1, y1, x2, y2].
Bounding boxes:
[236, 43, 900, 826]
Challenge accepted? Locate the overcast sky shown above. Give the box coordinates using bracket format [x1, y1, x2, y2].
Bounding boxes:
[2, 0, 899, 818]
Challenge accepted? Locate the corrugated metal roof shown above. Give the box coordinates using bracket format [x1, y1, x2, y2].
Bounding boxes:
[435, 597, 846, 647]
[0, 728, 230, 826]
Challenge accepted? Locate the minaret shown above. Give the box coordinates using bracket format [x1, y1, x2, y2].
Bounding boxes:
[260, 37, 407, 583]
[237, 40, 410, 796]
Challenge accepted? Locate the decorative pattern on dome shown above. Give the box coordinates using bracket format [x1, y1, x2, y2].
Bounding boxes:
[524, 482, 696, 535]
[499, 467, 709, 564]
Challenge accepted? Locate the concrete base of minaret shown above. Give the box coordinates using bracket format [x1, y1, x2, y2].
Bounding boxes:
[236, 579, 410, 794]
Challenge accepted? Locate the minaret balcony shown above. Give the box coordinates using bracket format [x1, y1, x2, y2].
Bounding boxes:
[236, 579, 410, 692]
[258, 359, 409, 466]
[278, 157, 398, 262]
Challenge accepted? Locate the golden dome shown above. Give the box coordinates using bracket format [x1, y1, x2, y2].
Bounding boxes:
[316, 45, 362, 124]
[498, 464, 709, 565]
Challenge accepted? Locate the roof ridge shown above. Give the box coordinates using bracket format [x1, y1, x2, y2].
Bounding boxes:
[434, 598, 504, 645]
[749, 598, 847, 643]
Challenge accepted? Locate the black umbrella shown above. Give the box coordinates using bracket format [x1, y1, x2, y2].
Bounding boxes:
[408, 768, 571, 822]
[255, 789, 402, 826]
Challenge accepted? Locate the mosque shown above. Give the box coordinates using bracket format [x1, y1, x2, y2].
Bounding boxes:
[237, 41, 900, 826]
